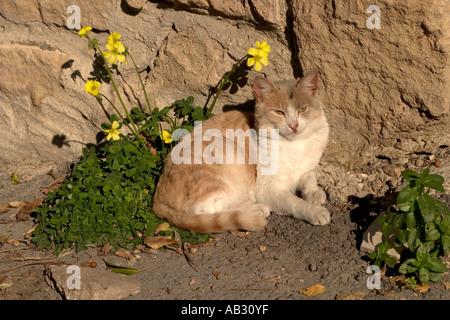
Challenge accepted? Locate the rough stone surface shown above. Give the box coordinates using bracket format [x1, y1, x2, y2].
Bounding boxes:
[0, 1, 449, 196]
[46, 265, 141, 300]
[294, 0, 449, 168]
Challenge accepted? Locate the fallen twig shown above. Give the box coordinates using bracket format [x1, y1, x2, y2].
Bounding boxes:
[182, 242, 207, 275]
[42, 171, 68, 194]
[0, 247, 28, 254]
[10, 256, 56, 262]
[226, 287, 279, 291]
[0, 260, 58, 275]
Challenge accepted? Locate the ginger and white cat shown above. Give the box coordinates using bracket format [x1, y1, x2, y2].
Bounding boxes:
[152, 70, 330, 233]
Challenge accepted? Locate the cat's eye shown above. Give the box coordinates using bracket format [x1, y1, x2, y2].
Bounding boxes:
[273, 110, 285, 116]
[298, 106, 308, 114]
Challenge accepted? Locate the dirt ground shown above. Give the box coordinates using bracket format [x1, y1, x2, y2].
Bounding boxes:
[1, 157, 449, 302]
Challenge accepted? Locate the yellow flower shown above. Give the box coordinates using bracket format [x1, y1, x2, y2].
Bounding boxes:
[103, 40, 126, 64]
[104, 121, 121, 141]
[256, 40, 270, 54]
[247, 48, 269, 72]
[85, 80, 101, 96]
[161, 130, 172, 144]
[107, 32, 121, 45]
[247, 41, 270, 71]
[78, 26, 92, 38]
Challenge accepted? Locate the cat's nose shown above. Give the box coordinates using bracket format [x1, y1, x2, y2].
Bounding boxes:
[288, 121, 299, 132]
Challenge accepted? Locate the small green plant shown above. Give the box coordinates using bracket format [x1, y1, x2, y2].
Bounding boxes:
[32, 27, 270, 255]
[406, 276, 418, 289]
[368, 168, 450, 284]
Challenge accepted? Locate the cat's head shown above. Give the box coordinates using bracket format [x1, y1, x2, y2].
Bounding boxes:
[252, 70, 327, 140]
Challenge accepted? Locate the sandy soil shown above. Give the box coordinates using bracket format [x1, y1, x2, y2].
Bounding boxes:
[0, 159, 449, 302]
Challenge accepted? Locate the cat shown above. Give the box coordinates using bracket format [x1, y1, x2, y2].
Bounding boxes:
[152, 70, 330, 233]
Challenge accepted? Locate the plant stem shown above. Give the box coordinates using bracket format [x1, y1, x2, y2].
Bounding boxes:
[206, 54, 249, 117]
[98, 94, 134, 135]
[89, 37, 148, 151]
[125, 48, 160, 135]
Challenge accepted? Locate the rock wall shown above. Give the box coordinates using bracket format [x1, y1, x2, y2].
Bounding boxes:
[0, 1, 449, 190]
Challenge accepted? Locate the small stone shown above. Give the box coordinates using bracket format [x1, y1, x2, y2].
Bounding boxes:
[356, 183, 365, 193]
[245, 246, 255, 253]
[382, 165, 402, 178]
[386, 179, 397, 189]
[46, 265, 140, 300]
[416, 158, 424, 167]
[309, 264, 318, 272]
[380, 184, 390, 195]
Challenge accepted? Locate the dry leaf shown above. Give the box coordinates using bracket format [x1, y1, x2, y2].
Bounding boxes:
[212, 268, 220, 280]
[0, 234, 10, 247]
[16, 199, 42, 221]
[414, 284, 431, 293]
[298, 284, 326, 297]
[8, 201, 27, 208]
[0, 279, 13, 290]
[335, 291, 366, 300]
[7, 239, 21, 247]
[155, 222, 171, 234]
[0, 204, 10, 214]
[114, 248, 132, 260]
[101, 243, 113, 255]
[144, 236, 178, 250]
[24, 225, 37, 237]
[173, 230, 182, 245]
[230, 230, 250, 238]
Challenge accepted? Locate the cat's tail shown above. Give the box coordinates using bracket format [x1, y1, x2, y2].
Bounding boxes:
[152, 203, 270, 234]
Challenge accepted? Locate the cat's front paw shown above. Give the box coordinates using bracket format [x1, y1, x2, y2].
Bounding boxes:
[253, 204, 271, 217]
[308, 206, 330, 226]
[303, 189, 327, 206]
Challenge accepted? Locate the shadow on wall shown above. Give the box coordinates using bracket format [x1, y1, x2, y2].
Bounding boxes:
[53, 56, 119, 152]
[52, 132, 106, 150]
[202, 58, 251, 111]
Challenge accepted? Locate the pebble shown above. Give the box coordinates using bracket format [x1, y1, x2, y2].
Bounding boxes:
[356, 183, 365, 193]
[309, 263, 318, 272]
[416, 158, 424, 167]
[245, 246, 255, 253]
[382, 165, 402, 178]
[386, 179, 397, 189]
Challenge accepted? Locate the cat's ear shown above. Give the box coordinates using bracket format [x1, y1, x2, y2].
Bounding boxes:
[297, 70, 319, 95]
[253, 77, 276, 101]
